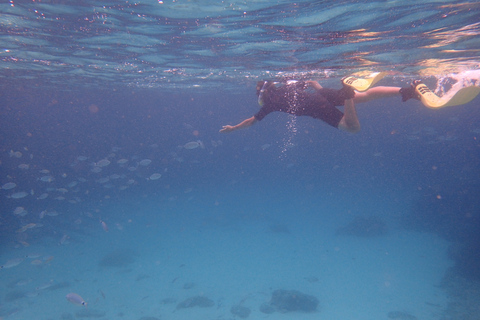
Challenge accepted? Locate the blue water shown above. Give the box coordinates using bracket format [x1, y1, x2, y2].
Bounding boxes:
[1, 1, 480, 320]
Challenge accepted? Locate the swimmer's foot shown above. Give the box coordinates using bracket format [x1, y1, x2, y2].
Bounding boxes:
[339, 80, 356, 99]
[400, 80, 422, 102]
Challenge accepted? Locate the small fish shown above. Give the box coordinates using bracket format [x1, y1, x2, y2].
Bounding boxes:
[1, 257, 25, 269]
[15, 278, 32, 286]
[2, 182, 16, 190]
[13, 207, 28, 216]
[39, 175, 55, 182]
[59, 234, 69, 245]
[37, 193, 49, 200]
[139, 159, 152, 166]
[117, 158, 128, 165]
[9, 191, 28, 199]
[36, 280, 54, 291]
[17, 223, 37, 233]
[184, 141, 201, 149]
[9, 150, 22, 158]
[25, 291, 39, 297]
[66, 293, 87, 307]
[18, 240, 30, 247]
[31, 259, 43, 266]
[42, 255, 54, 263]
[96, 177, 110, 184]
[18, 163, 30, 169]
[96, 159, 111, 167]
[148, 173, 162, 180]
[100, 220, 109, 232]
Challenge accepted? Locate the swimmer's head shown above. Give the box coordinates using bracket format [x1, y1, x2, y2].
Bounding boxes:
[256, 81, 266, 95]
[256, 81, 277, 106]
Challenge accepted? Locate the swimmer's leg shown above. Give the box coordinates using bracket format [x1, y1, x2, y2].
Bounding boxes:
[354, 86, 403, 104]
[338, 99, 360, 133]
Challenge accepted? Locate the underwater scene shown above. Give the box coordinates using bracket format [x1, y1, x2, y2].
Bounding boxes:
[1, 1, 480, 320]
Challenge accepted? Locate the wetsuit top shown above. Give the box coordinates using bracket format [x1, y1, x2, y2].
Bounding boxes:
[254, 82, 347, 128]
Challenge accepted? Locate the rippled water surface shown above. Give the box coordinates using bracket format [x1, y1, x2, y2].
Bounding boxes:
[1, 1, 480, 90]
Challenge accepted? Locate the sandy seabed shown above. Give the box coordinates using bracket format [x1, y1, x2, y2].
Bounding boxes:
[0, 205, 453, 320]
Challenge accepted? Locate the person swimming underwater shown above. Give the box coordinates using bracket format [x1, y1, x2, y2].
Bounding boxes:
[220, 79, 419, 133]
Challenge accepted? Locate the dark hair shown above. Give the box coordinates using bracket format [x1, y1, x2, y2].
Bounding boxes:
[256, 81, 276, 96]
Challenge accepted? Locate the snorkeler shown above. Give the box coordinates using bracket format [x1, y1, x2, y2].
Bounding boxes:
[219, 77, 420, 134]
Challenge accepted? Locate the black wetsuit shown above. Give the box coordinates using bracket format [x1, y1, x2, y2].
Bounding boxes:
[254, 82, 350, 128]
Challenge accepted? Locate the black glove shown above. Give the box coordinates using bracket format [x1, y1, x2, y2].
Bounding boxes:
[400, 80, 422, 102]
[338, 84, 356, 100]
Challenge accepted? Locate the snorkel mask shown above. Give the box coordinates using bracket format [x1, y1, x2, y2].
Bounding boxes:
[257, 81, 268, 107]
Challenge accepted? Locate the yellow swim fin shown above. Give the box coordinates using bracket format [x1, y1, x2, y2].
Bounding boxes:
[415, 83, 480, 108]
[342, 72, 388, 92]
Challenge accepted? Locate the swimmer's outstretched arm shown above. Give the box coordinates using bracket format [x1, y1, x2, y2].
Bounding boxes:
[220, 116, 257, 133]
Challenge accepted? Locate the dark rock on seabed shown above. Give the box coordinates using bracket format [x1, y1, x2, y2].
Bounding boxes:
[259, 303, 275, 314]
[230, 305, 251, 318]
[268, 289, 319, 313]
[176, 295, 215, 309]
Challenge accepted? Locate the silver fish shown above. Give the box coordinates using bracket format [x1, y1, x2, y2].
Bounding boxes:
[139, 159, 152, 166]
[37, 193, 49, 200]
[100, 220, 109, 232]
[1, 257, 25, 269]
[40, 176, 55, 182]
[18, 164, 30, 169]
[66, 293, 87, 307]
[9, 150, 22, 158]
[148, 173, 162, 180]
[13, 207, 28, 216]
[10, 191, 28, 199]
[96, 159, 111, 167]
[117, 158, 128, 165]
[1, 182, 16, 190]
[184, 141, 200, 149]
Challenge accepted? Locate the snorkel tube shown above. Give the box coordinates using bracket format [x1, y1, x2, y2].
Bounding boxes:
[257, 81, 268, 106]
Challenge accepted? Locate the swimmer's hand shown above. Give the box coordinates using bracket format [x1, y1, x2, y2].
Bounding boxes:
[220, 117, 256, 133]
[306, 81, 322, 90]
[219, 125, 235, 133]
